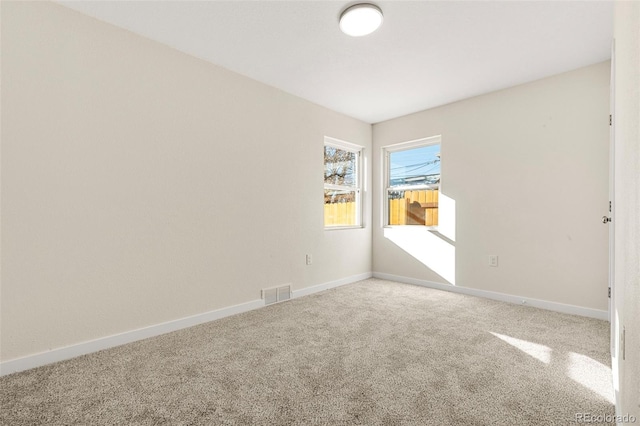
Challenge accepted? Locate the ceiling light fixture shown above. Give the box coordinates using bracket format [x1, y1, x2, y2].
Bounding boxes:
[339, 3, 383, 37]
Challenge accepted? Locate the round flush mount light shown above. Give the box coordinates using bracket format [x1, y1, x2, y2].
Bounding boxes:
[339, 3, 383, 37]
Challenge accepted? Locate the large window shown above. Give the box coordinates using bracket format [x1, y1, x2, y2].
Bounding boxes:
[384, 136, 441, 227]
[324, 137, 362, 228]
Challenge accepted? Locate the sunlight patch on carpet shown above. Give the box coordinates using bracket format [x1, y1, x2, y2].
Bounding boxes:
[567, 352, 614, 404]
[490, 332, 552, 364]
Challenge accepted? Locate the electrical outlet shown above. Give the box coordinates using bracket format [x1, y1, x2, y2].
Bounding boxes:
[489, 255, 498, 267]
[306, 254, 312, 265]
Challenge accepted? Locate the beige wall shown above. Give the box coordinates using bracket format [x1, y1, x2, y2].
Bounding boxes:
[373, 62, 610, 311]
[613, 1, 640, 419]
[0, 0, 620, 378]
[0, 2, 372, 361]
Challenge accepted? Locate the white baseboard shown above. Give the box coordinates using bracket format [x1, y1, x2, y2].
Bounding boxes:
[0, 272, 373, 377]
[291, 272, 373, 299]
[0, 298, 266, 377]
[372, 272, 609, 321]
[4, 270, 602, 377]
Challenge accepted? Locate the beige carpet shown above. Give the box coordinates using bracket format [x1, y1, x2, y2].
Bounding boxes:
[0, 279, 614, 425]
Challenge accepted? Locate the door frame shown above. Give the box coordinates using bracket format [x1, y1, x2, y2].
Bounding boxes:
[609, 39, 616, 356]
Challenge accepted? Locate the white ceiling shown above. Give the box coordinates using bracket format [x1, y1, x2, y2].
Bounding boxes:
[58, 1, 613, 124]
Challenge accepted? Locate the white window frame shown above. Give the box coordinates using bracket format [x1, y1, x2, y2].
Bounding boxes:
[324, 136, 363, 230]
[382, 135, 441, 228]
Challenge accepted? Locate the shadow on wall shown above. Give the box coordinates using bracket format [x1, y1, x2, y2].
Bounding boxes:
[383, 192, 456, 284]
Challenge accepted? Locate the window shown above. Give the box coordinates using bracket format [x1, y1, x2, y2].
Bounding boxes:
[324, 137, 362, 228]
[383, 136, 441, 227]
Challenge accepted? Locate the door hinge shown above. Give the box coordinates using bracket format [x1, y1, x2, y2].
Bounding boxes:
[608, 287, 611, 298]
[609, 201, 612, 212]
[609, 114, 612, 126]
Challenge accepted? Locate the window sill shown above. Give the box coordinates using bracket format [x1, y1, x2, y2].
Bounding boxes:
[384, 225, 439, 231]
[324, 225, 364, 231]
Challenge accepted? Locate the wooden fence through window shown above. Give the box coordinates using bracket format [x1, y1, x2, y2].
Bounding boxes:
[389, 189, 438, 226]
[324, 201, 357, 227]
[323, 189, 439, 227]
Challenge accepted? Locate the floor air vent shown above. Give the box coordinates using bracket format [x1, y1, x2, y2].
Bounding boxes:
[278, 285, 291, 301]
[262, 285, 291, 305]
